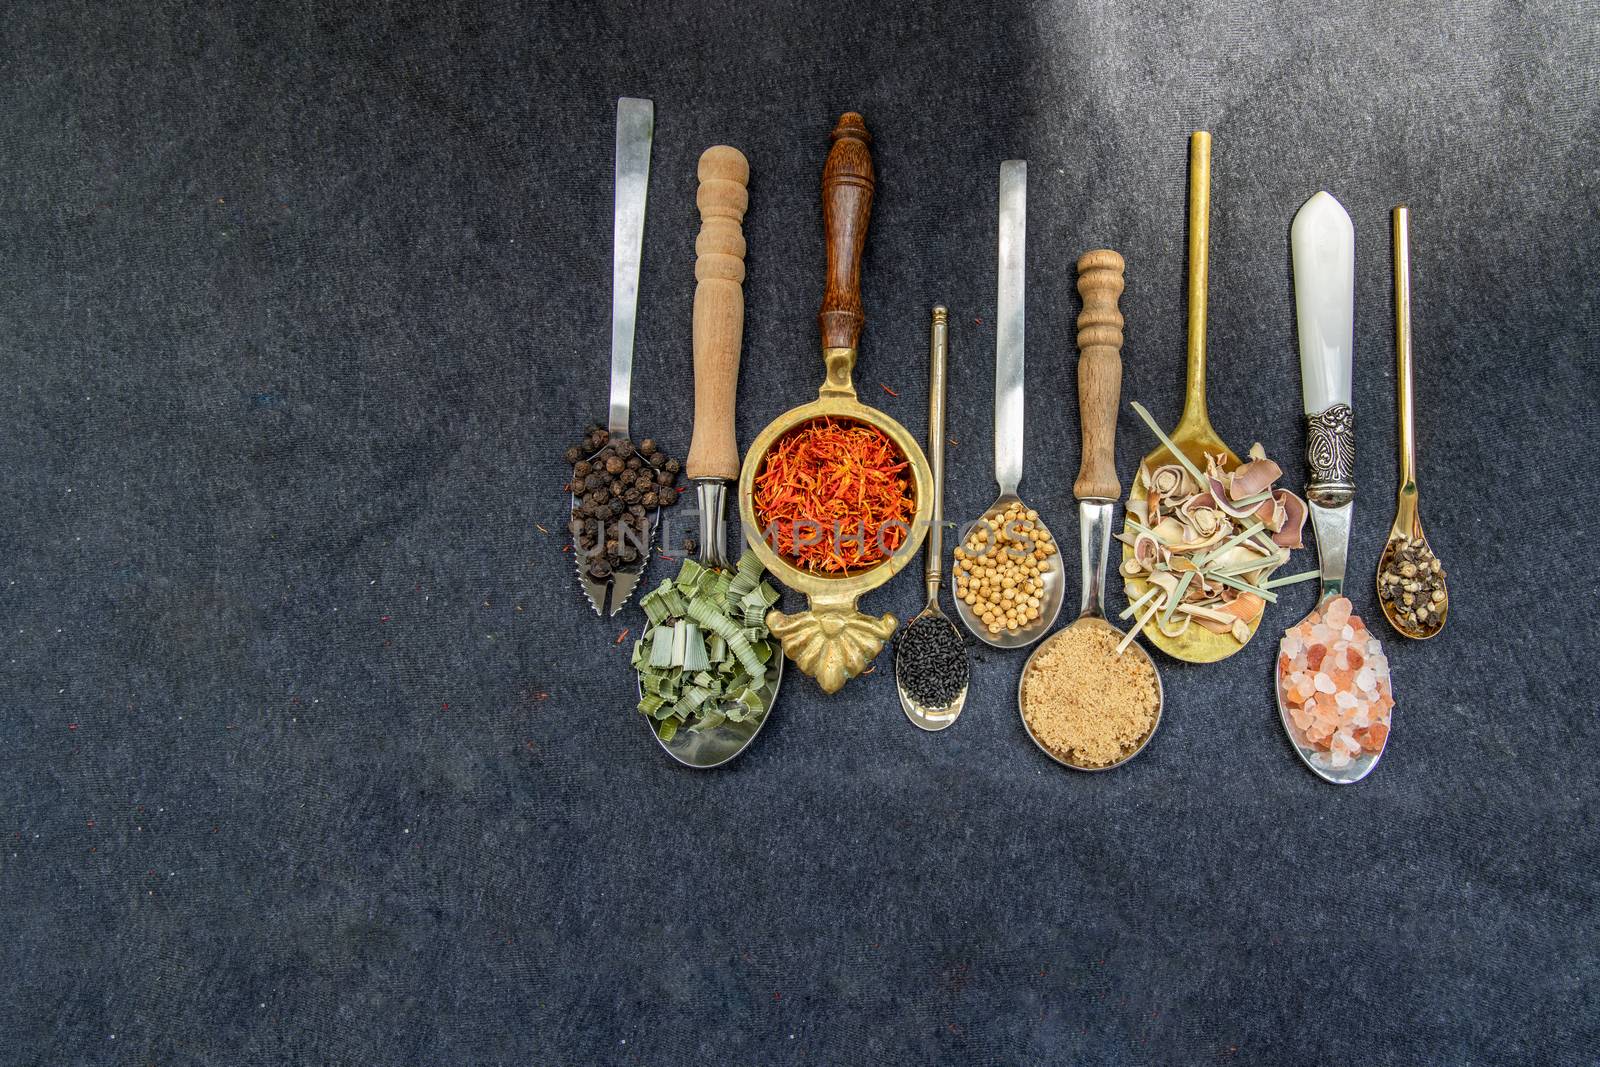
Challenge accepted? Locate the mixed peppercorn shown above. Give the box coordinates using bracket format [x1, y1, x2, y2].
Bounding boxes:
[564, 424, 680, 579]
[1378, 533, 1446, 635]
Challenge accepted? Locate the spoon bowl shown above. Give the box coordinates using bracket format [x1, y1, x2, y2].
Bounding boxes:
[1275, 595, 1389, 785]
[951, 494, 1066, 649]
[644, 656, 784, 769]
[1019, 617, 1163, 770]
[896, 608, 969, 731]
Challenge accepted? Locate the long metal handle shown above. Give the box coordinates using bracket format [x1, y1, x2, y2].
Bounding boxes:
[994, 160, 1026, 495]
[610, 97, 653, 439]
[1392, 206, 1418, 496]
[925, 307, 949, 603]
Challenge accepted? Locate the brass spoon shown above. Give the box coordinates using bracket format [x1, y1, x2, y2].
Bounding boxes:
[897, 307, 969, 731]
[1377, 206, 1449, 640]
[1019, 250, 1164, 771]
[951, 160, 1066, 650]
[1120, 131, 1254, 663]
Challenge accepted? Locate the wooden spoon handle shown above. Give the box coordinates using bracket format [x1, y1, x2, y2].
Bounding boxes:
[1074, 249, 1126, 501]
[818, 113, 874, 353]
[686, 146, 750, 482]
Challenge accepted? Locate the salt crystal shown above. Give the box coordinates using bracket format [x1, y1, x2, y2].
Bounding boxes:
[1329, 747, 1351, 768]
[1356, 668, 1376, 691]
[1341, 625, 1356, 641]
[1314, 673, 1336, 694]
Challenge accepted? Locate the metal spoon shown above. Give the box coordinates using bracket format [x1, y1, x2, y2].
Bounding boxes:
[573, 97, 660, 615]
[645, 146, 782, 770]
[1376, 206, 1449, 640]
[1276, 191, 1392, 785]
[1019, 250, 1164, 771]
[897, 307, 968, 731]
[951, 160, 1065, 649]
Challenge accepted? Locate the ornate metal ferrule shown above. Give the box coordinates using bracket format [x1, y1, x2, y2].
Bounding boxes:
[1305, 403, 1354, 508]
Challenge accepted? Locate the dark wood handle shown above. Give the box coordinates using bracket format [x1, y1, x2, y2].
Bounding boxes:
[818, 112, 874, 352]
[1074, 249, 1126, 500]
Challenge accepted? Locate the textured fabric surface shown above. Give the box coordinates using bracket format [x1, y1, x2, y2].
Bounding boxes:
[3, 1, 1597, 1063]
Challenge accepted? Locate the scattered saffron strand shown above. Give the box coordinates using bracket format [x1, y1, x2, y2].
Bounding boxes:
[614, 628, 630, 645]
[879, 383, 898, 397]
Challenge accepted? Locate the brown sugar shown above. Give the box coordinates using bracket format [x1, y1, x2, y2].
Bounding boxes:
[1021, 621, 1160, 767]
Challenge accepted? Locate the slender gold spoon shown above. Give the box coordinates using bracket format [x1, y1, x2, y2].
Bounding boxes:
[1120, 132, 1252, 662]
[1377, 206, 1449, 639]
[896, 307, 969, 730]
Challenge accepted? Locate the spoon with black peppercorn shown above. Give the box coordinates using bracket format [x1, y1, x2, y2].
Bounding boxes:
[897, 307, 969, 730]
[1376, 206, 1448, 640]
[571, 96, 664, 615]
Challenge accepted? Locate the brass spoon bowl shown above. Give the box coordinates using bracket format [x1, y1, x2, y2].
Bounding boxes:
[738, 113, 932, 694]
[1377, 206, 1448, 640]
[1121, 131, 1256, 663]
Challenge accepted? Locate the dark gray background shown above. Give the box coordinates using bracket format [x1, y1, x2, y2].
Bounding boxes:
[3, 1, 1596, 1063]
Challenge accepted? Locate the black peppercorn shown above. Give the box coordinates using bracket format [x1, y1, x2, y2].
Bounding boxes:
[626, 455, 643, 470]
[605, 455, 625, 475]
[658, 487, 678, 508]
[642, 491, 660, 508]
[564, 446, 583, 465]
[647, 452, 665, 468]
[573, 460, 592, 478]
[567, 518, 585, 537]
[628, 503, 646, 518]
[639, 438, 657, 456]
[588, 559, 611, 579]
[664, 457, 681, 475]
[624, 488, 641, 504]
[609, 480, 624, 497]
[615, 439, 634, 457]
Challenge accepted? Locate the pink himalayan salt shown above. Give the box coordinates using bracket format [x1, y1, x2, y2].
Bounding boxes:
[1277, 597, 1394, 757]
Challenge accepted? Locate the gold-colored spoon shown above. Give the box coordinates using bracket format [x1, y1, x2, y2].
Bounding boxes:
[1120, 131, 1252, 663]
[1377, 206, 1449, 640]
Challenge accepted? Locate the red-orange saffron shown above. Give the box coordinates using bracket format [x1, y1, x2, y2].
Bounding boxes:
[753, 419, 915, 573]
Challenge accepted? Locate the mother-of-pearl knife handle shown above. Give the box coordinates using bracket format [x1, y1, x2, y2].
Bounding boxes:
[1292, 191, 1356, 506]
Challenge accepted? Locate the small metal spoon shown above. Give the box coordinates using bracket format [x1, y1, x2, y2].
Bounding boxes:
[1019, 250, 1164, 771]
[897, 307, 969, 731]
[951, 160, 1065, 649]
[1377, 206, 1448, 640]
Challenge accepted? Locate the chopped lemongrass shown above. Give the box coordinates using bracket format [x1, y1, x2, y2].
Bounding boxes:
[1161, 571, 1195, 628]
[1121, 402, 1310, 645]
[1264, 569, 1322, 589]
[1207, 571, 1279, 603]
[1119, 586, 1161, 622]
[1118, 599, 1163, 655]
[1130, 402, 1209, 489]
[1195, 521, 1266, 567]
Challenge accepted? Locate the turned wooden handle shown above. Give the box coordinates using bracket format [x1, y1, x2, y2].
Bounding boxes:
[818, 112, 874, 353]
[686, 145, 750, 482]
[1074, 249, 1126, 501]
